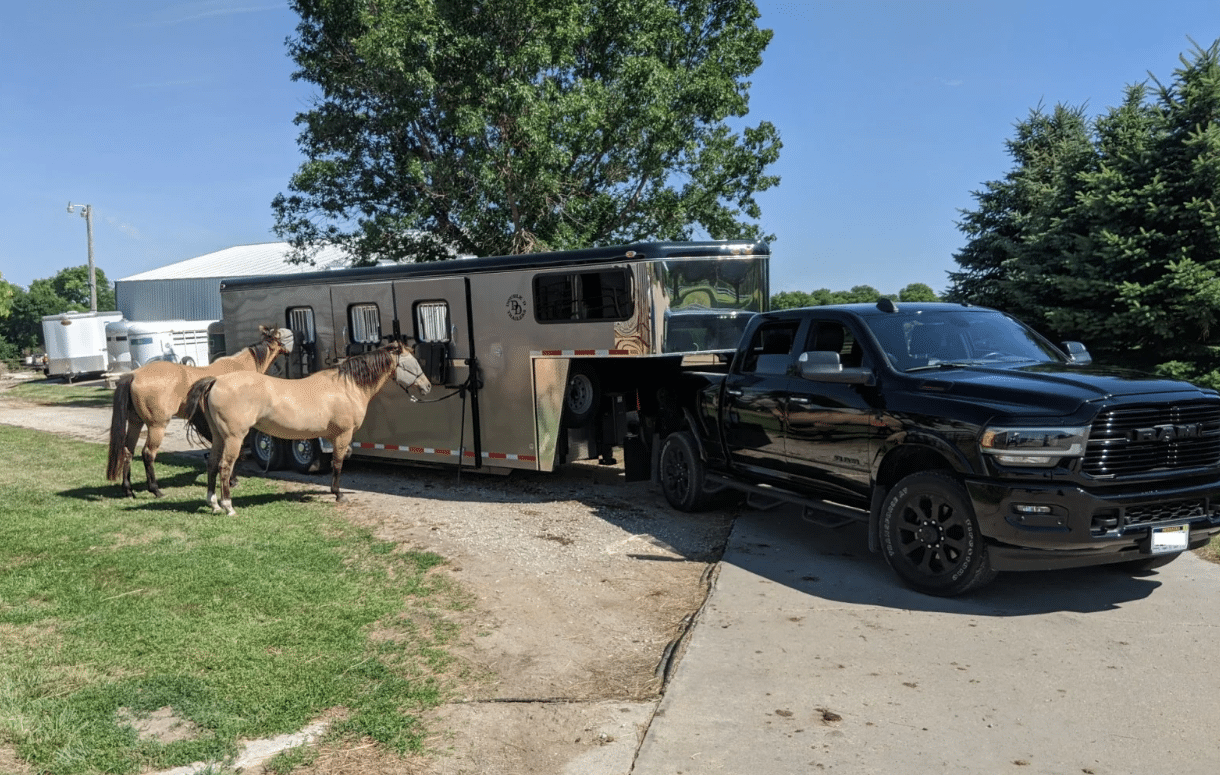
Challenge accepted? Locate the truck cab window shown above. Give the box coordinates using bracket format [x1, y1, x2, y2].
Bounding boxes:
[804, 322, 865, 368]
[741, 320, 800, 374]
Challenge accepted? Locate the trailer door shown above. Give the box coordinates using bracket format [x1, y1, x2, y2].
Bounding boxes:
[392, 277, 482, 464]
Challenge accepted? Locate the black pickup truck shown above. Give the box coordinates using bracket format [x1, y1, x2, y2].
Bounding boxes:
[655, 300, 1220, 596]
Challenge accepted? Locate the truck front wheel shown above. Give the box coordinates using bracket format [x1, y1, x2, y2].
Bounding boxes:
[879, 472, 997, 596]
[659, 431, 713, 512]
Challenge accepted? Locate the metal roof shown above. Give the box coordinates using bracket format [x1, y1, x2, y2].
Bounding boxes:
[118, 242, 354, 282]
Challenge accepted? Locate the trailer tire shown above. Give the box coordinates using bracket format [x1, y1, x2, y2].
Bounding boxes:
[180, 357, 196, 367]
[564, 364, 600, 425]
[288, 438, 330, 474]
[248, 429, 284, 472]
[659, 431, 714, 512]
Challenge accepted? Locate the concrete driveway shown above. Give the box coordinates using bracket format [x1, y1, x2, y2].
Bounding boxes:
[634, 506, 1220, 775]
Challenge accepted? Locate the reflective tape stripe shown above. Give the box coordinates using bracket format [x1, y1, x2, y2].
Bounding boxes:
[350, 442, 535, 462]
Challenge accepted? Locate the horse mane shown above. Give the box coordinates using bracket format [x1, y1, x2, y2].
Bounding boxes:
[337, 347, 396, 390]
[245, 340, 274, 368]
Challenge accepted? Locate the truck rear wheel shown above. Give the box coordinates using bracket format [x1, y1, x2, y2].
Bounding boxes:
[879, 472, 997, 596]
[659, 431, 713, 512]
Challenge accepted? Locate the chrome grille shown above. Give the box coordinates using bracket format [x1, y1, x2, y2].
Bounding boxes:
[1084, 403, 1220, 477]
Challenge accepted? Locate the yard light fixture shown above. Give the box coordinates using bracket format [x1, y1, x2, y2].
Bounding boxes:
[66, 201, 97, 312]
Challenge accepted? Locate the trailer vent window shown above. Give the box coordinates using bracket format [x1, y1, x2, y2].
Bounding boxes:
[349, 304, 381, 344]
[287, 307, 316, 344]
[533, 268, 634, 323]
[416, 302, 451, 342]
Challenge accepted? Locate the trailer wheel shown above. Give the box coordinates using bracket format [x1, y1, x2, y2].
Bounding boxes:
[180, 357, 196, 367]
[288, 438, 330, 474]
[247, 429, 284, 472]
[564, 364, 600, 425]
[659, 431, 714, 512]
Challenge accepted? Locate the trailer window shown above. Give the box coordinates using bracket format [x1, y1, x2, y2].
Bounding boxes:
[287, 307, 316, 344]
[533, 268, 634, 323]
[349, 304, 381, 344]
[415, 302, 451, 342]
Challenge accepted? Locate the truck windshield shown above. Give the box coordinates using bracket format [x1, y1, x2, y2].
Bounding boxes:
[863, 309, 1067, 372]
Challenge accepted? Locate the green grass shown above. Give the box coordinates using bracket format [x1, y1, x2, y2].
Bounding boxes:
[0, 425, 463, 774]
[5, 379, 113, 408]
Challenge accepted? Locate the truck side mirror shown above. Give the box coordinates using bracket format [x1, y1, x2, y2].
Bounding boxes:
[1062, 341, 1092, 365]
[797, 351, 875, 385]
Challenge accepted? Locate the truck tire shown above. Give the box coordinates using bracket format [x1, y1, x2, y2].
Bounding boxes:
[288, 438, 330, 474]
[564, 364, 600, 425]
[248, 429, 284, 472]
[659, 431, 714, 512]
[879, 472, 997, 597]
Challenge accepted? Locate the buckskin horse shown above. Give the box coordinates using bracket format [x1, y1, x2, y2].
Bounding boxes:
[107, 325, 294, 498]
[184, 341, 431, 516]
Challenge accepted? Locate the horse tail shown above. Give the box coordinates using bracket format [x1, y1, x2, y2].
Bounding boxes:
[106, 374, 134, 481]
[184, 377, 217, 446]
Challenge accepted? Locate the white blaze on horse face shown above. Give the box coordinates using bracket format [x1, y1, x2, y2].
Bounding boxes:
[396, 353, 431, 394]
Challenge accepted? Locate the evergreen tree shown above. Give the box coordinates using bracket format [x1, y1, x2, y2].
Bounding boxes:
[949, 40, 1220, 381]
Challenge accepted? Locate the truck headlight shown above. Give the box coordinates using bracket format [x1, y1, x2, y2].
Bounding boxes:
[979, 426, 1089, 467]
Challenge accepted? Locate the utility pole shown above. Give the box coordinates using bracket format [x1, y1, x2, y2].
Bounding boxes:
[66, 202, 96, 312]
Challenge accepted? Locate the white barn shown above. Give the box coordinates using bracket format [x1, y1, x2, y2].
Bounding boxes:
[114, 242, 354, 322]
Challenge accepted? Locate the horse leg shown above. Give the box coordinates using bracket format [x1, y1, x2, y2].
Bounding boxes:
[142, 423, 167, 498]
[206, 436, 223, 513]
[217, 435, 243, 516]
[122, 418, 143, 499]
[330, 432, 353, 502]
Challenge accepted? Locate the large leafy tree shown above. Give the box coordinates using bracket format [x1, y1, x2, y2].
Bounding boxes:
[948, 40, 1220, 381]
[274, 0, 781, 264]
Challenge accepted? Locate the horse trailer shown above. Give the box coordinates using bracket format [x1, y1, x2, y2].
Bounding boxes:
[41, 310, 124, 382]
[126, 320, 217, 368]
[105, 319, 136, 373]
[217, 240, 768, 478]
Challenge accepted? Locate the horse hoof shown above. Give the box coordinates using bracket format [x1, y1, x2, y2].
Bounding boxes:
[151, 490, 164, 499]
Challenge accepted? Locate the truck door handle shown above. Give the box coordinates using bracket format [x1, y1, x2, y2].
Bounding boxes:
[790, 397, 812, 405]
[726, 388, 743, 397]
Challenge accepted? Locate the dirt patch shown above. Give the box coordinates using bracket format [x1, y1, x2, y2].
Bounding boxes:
[117, 706, 202, 744]
[0, 375, 732, 774]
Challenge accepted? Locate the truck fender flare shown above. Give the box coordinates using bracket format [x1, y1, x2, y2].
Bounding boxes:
[867, 487, 886, 554]
[679, 407, 709, 461]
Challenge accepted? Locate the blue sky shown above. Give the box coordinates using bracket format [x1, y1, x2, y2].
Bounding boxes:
[2, 1, 1219, 298]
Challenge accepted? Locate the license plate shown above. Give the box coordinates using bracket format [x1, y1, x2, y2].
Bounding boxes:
[1150, 524, 1189, 554]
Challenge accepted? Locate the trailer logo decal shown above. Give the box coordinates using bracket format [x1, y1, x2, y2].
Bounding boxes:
[507, 294, 527, 321]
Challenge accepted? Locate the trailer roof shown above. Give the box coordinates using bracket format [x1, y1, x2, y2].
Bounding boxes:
[220, 240, 768, 292]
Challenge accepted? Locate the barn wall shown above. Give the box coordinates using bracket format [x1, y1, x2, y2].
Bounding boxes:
[115, 278, 222, 321]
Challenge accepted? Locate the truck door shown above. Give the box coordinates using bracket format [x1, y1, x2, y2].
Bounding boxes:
[783, 319, 876, 502]
[722, 318, 801, 478]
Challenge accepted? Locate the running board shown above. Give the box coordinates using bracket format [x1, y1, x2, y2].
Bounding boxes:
[705, 473, 868, 527]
